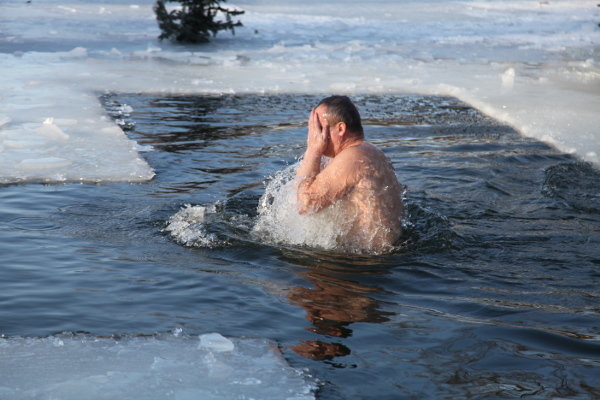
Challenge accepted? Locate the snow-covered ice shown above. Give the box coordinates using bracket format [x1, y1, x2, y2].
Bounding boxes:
[1, 0, 598, 183]
[0, 332, 316, 400]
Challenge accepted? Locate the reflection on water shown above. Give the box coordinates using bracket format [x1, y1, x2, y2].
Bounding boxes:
[1, 94, 598, 399]
[286, 258, 393, 361]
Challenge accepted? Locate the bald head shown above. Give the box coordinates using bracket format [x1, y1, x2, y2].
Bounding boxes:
[318, 96, 364, 138]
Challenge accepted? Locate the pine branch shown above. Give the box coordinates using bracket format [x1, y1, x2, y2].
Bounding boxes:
[154, 0, 244, 44]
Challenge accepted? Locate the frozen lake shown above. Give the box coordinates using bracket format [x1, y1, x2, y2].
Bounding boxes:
[1, 1, 599, 398]
[0, 0, 599, 184]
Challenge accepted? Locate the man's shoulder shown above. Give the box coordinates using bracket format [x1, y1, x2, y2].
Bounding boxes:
[329, 145, 367, 169]
[339, 142, 386, 164]
[325, 142, 380, 179]
[336, 141, 368, 157]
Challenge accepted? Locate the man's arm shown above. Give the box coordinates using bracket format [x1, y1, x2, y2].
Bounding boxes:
[297, 154, 356, 214]
[296, 108, 327, 213]
[296, 107, 338, 213]
[296, 108, 326, 180]
[296, 107, 361, 214]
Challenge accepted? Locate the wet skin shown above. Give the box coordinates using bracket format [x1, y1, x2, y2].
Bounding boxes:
[296, 104, 404, 253]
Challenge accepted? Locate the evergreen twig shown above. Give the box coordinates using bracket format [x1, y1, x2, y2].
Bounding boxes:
[154, 0, 244, 44]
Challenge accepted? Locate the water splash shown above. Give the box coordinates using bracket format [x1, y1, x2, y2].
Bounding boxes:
[163, 203, 229, 248]
[165, 163, 456, 255]
[252, 164, 355, 252]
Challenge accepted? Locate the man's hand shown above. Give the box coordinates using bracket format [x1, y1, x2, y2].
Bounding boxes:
[306, 108, 330, 157]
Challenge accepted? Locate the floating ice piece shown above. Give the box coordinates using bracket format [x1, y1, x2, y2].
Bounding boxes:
[199, 332, 235, 352]
[0, 333, 316, 400]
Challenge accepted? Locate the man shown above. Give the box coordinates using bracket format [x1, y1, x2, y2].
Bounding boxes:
[296, 96, 405, 253]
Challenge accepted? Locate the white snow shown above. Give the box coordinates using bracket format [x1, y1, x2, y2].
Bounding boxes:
[0, 0, 598, 181]
[0, 333, 316, 400]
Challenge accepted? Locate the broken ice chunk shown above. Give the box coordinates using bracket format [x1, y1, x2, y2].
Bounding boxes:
[198, 333, 235, 352]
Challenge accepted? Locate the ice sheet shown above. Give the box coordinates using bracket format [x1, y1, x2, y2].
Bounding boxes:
[0, 332, 315, 400]
[0, 0, 598, 183]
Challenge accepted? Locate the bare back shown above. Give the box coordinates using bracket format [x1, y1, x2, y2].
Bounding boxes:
[298, 141, 404, 253]
[334, 142, 404, 252]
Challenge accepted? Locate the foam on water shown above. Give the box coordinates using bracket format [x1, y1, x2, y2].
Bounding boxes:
[164, 203, 233, 249]
[1, 0, 598, 183]
[0, 332, 316, 400]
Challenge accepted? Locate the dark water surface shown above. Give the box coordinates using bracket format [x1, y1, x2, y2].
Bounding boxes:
[1, 94, 599, 399]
